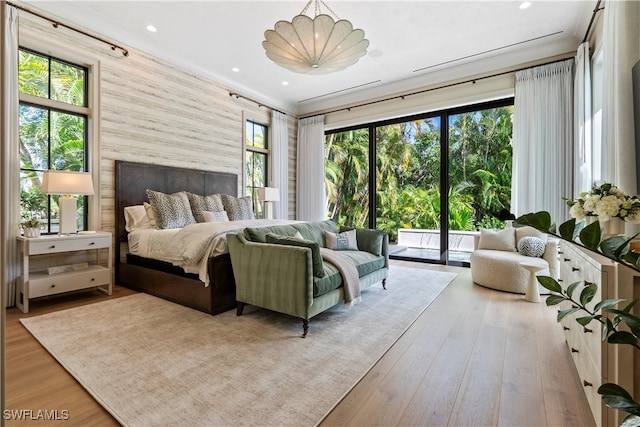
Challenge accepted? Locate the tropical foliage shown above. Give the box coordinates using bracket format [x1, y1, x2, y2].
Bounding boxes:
[325, 105, 513, 241]
[18, 49, 88, 228]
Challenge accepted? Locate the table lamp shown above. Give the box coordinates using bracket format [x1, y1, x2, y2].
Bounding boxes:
[258, 187, 280, 220]
[42, 170, 94, 234]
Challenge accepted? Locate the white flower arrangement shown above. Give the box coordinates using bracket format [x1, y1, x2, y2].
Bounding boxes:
[566, 183, 640, 223]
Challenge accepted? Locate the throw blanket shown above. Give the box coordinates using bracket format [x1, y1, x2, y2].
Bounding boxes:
[320, 248, 361, 307]
[160, 219, 299, 286]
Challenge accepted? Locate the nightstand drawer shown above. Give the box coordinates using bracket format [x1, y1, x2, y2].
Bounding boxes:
[29, 267, 110, 298]
[28, 236, 110, 255]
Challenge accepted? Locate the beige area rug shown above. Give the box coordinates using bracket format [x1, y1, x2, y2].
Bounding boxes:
[20, 266, 456, 427]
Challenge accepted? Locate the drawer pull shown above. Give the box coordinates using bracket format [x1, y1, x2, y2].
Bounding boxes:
[89, 242, 95, 246]
[563, 326, 571, 331]
[572, 267, 580, 272]
[91, 278, 95, 282]
[571, 347, 579, 353]
[49, 245, 56, 249]
[584, 327, 593, 333]
[558, 251, 564, 255]
[558, 279, 563, 282]
[50, 284, 55, 288]
[564, 258, 571, 262]
[583, 380, 593, 387]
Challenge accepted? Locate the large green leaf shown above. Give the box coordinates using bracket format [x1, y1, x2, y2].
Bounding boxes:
[537, 275, 561, 293]
[559, 218, 581, 241]
[514, 211, 552, 232]
[566, 281, 581, 299]
[601, 235, 629, 259]
[599, 383, 640, 416]
[545, 295, 565, 306]
[576, 315, 597, 326]
[607, 331, 638, 346]
[579, 221, 602, 250]
[580, 282, 598, 306]
[607, 309, 640, 337]
[594, 298, 626, 312]
[623, 299, 639, 314]
[557, 307, 579, 322]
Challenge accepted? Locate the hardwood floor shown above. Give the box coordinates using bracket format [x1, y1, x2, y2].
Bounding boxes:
[4, 261, 596, 426]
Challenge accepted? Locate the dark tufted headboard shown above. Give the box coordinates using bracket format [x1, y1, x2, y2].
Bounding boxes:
[114, 160, 238, 244]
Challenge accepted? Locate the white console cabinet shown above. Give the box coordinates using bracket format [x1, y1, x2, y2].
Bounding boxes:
[558, 240, 637, 427]
[17, 232, 113, 313]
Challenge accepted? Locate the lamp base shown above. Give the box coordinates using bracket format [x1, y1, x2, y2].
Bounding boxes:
[264, 202, 274, 220]
[58, 195, 78, 234]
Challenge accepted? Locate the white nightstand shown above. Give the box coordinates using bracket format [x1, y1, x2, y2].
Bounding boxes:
[17, 231, 113, 313]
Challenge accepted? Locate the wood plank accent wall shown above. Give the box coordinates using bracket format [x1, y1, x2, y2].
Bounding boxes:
[18, 13, 298, 242]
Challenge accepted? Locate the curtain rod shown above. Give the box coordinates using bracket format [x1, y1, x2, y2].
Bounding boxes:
[7, 1, 129, 57]
[583, 0, 604, 44]
[229, 92, 286, 116]
[300, 55, 575, 119]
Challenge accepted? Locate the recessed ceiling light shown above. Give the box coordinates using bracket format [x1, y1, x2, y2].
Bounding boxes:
[520, 2, 532, 9]
[146, 25, 157, 32]
[282, 81, 289, 86]
[232, 67, 240, 72]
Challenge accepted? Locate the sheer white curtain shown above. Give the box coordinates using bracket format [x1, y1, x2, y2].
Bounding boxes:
[271, 111, 288, 219]
[574, 42, 592, 195]
[602, 0, 640, 194]
[296, 115, 326, 221]
[512, 59, 574, 224]
[2, 4, 20, 307]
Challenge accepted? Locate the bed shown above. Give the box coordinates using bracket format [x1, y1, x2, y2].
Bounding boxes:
[115, 160, 241, 315]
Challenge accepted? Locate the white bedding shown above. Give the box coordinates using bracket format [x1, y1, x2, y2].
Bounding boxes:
[128, 219, 299, 286]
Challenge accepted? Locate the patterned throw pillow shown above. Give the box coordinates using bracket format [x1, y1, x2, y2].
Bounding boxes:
[145, 189, 195, 229]
[518, 236, 545, 257]
[221, 195, 255, 221]
[186, 192, 224, 222]
[323, 229, 358, 251]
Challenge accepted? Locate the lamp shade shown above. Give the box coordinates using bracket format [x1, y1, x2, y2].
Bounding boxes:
[258, 187, 280, 202]
[42, 170, 94, 195]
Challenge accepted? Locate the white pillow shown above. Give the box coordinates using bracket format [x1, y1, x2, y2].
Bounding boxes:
[201, 210, 229, 223]
[477, 228, 516, 252]
[124, 205, 152, 232]
[515, 226, 548, 246]
[143, 202, 157, 228]
[324, 229, 358, 251]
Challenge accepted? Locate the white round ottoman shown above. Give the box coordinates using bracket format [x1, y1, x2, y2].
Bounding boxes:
[470, 249, 551, 295]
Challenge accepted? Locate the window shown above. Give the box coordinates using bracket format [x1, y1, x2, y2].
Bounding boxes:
[325, 99, 514, 266]
[245, 120, 269, 217]
[19, 48, 89, 233]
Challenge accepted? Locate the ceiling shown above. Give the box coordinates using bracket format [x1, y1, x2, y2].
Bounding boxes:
[21, 1, 596, 115]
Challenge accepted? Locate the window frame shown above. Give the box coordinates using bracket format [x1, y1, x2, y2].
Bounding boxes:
[17, 45, 99, 233]
[242, 115, 270, 218]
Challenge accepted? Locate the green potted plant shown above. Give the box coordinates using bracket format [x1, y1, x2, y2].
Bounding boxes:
[20, 218, 43, 238]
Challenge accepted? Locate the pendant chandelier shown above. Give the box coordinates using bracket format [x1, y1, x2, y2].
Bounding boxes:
[262, 0, 369, 74]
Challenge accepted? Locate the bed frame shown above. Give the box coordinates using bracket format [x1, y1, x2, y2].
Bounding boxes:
[115, 160, 238, 315]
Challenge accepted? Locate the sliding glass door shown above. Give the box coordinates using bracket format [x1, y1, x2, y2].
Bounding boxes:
[447, 105, 514, 263]
[375, 117, 443, 262]
[324, 98, 514, 266]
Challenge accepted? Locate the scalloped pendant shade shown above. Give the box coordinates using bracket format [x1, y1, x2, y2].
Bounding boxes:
[263, 10, 369, 74]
